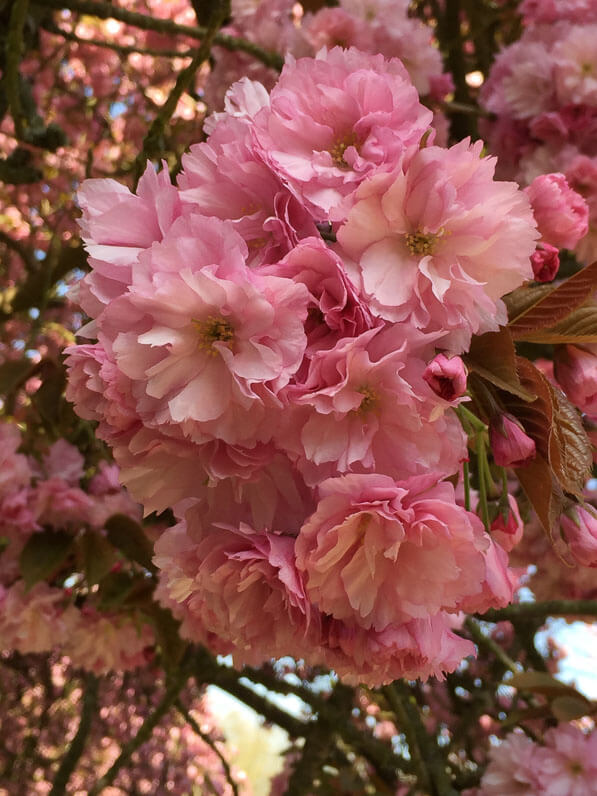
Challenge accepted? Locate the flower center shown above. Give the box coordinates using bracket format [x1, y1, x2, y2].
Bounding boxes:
[356, 385, 379, 414]
[404, 230, 440, 257]
[193, 315, 235, 355]
[329, 131, 358, 168]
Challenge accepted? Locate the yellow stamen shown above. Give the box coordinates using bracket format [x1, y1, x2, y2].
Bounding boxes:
[404, 230, 440, 257]
[329, 131, 358, 168]
[355, 385, 379, 415]
[193, 315, 235, 356]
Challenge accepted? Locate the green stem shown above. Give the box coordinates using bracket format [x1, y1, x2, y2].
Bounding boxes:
[463, 459, 471, 512]
[477, 433, 491, 531]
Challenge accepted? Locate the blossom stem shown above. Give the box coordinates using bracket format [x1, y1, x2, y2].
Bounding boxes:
[463, 460, 471, 512]
[456, 403, 487, 433]
[476, 434, 491, 531]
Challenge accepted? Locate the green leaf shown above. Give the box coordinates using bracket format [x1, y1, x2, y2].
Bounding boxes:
[19, 529, 74, 590]
[96, 571, 138, 610]
[465, 327, 536, 401]
[104, 514, 156, 573]
[508, 671, 581, 698]
[550, 695, 593, 721]
[0, 358, 34, 394]
[79, 530, 117, 586]
[507, 260, 597, 339]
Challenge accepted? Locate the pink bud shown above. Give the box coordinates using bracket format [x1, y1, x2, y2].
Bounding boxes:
[525, 172, 589, 250]
[489, 414, 536, 468]
[561, 505, 597, 567]
[423, 354, 467, 401]
[490, 495, 524, 551]
[530, 243, 559, 282]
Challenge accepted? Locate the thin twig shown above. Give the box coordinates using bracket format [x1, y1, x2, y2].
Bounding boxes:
[43, 21, 196, 59]
[463, 617, 518, 673]
[50, 673, 98, 796]
[33, 0, 284, 70]
[131, 0, 229, 184]
[175, 700, 240, 796]
[88, 661, 192, 795]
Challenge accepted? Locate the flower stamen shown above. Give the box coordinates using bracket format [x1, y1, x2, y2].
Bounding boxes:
[193, 315, 235, 356]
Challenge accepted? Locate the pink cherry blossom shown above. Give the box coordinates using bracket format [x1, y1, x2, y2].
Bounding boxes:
[295, 473, 489, 631]
[282, 326, 466, 482]
[178, 115, 318, 266]
[554, 344, 597, 417]
[336, 139, 538, 350]
[317, 612, 476, 686]
[479, 731, 542, 795]
[103, 213, 309, 446]
[253, 46, 432, 216]
[560, 505, 597, 567]
[525, 173, 589, 249]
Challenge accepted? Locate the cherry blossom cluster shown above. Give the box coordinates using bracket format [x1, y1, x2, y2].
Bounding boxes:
[0, 421, 154, 673]
[480, 1, 597, 264]
[66, 47, 540, 686]
[205, 0, 453, 133]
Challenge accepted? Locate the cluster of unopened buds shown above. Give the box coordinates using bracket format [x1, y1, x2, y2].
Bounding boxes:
[66, 45, 586, 685]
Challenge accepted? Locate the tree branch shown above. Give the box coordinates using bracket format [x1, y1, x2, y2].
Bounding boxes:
[32, 0, 284, 70]
[479, 599, 597, 622]
[49, 672, 98, 796]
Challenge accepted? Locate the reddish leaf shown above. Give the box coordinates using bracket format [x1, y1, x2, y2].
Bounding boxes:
[515, 454, 563, 535]
[465, 327, 536, 401]
[507, 260, 597, 339]
[514, 301, 597, 344]
[548, 384, 592, 496]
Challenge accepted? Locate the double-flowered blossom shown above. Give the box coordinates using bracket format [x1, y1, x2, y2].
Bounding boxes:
[477, 725, 597, 795]
[66, 47, 539, 684]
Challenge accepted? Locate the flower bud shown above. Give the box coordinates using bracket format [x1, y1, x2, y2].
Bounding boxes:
[561, 505, 597, 567]
[489, 414, 536, 468]
[530, 243, 559, 282]
[490, 495, 524, 551]
[423, 354, 467, 401]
